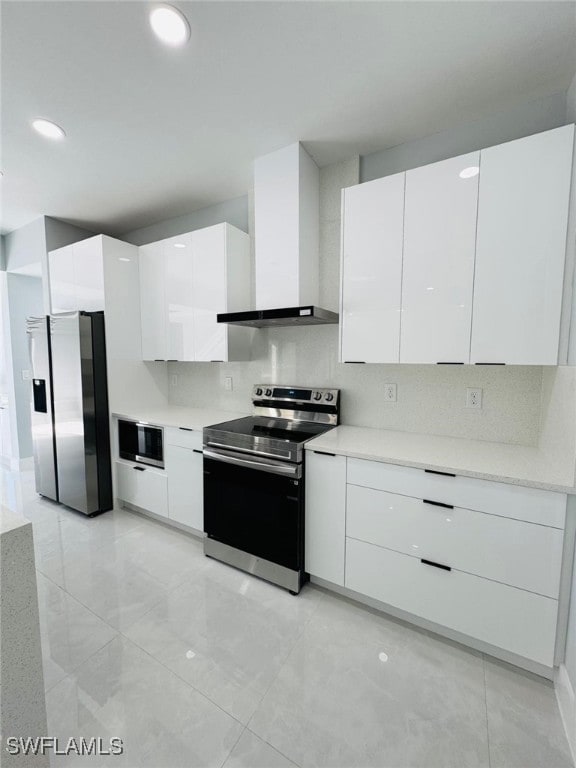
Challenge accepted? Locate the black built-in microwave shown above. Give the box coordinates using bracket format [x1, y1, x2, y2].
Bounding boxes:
[118, 419, 164, 468]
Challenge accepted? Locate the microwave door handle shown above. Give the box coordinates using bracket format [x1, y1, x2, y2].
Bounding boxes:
[203, 448, 300, 477]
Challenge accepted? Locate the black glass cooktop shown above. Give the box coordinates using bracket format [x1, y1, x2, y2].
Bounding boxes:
[207, 416, 333, 445]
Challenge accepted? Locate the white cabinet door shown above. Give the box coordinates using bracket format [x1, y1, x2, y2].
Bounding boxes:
[139, 242, 167, 361]
[345, 537, 558, 667]
[305, 451, 346, 585]
[116, 461, 168, 517]
[346, 484, 563, 598]
[341, 174, 405, 363]
[166, 444, 204, 531]
[164, 234, 195, 361]
[401, 153, 479, 363]
[471, 125, 574, 365]
[49, 245, 77, 312]
[192, 225, 227, 362]
[73, 238, 105, 311]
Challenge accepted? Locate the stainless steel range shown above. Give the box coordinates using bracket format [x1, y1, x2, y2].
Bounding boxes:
[203, 385, 340, 593]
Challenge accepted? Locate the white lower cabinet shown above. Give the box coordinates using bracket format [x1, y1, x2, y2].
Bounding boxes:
[347, 458, 566, 528]
[345, 537, 558, 667]
[305, 448, 568, 670]
[165, 443, 204, 531]
[115, 460, 168, 517]
[346, 484, 563, 598]
[305, 451, 347, 585]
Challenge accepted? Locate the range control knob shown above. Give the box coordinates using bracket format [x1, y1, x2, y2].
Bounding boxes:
[255, 387, 263, 396]
[265, 388, 273, 397]
[324, 392, 335, 402]
[313, 391, 322, 401]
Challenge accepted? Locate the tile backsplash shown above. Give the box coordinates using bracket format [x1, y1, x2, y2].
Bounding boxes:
[168, 326, 544, 446]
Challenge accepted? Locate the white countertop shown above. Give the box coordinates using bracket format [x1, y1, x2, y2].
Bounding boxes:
[112, 405, 248, 432]
[306, 426, 576, 494]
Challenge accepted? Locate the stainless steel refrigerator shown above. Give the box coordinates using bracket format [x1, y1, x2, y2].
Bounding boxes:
[26, 311, 112, 515]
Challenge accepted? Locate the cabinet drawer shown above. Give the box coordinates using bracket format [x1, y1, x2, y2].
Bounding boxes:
[345, 538, 558, 666]
[346, 485, 563, 597]
[115, 461, 168, 517]
[347, 458, 566, 528]
[164, 426, 203, 451]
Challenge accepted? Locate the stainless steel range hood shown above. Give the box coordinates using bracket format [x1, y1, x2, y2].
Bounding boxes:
[218, 142, 339, 329]
[217, 305, 338, 328]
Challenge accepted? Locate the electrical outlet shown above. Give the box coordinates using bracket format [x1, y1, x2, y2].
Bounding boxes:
[383, 383, 397, 403]
[21, 369, 31, 381]
[466, 387, 483, 409]
[170, 374, 178, 387]
[224, 376, 233, 392]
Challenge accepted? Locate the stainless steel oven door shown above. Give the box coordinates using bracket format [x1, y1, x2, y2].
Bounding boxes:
[203, 447, 305, 591]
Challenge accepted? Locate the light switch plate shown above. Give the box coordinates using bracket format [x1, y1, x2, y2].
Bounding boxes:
[224, 376, 233, 392]
[21, 369, 32, 381]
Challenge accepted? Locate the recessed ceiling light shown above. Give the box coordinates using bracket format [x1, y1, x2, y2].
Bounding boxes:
[32, 118, 66, 140]
[149, 5, 190, 46]
[459, 166, 479, 179]
[118, 257, 131, 262]
[173, 242, 186, 248]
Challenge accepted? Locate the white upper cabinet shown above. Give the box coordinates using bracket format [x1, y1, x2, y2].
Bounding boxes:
[139, 241, 167, 361]
[164, 234, 195, 362]
[401, 152, 479, 363]
[471, 125, 574, 365]
[191, 226, 228, 362]
[340, 125, 574, 366]
[139, 223, 251, 362]
[49, 244, 76, 312]
[340, 173, 405, 363]
[49, 238, 104, 313]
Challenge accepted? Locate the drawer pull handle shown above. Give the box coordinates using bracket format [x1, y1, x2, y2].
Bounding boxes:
[344, 361, 366, 364]
[193, 449, 203, 454]
[423, 499, 454, 510]
[133, 466, 146, 472]
[179, 427, 193, 431]
[436, 362, 464, 365]
[313, 450, 336, 457]
[421, 558, 451, 572]
[425, 469, 456, 478]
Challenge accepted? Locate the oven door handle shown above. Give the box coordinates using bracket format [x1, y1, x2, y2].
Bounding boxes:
[205, 441, 292, 461]
[203, 448, 301, 477]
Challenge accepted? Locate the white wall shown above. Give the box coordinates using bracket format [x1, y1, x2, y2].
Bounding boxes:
[0, 273, 18, 463]
[361, 90, 568, 181]
[121, 195, 249, 246]
[6, 275, 43, 459]
[560, 71, 576, 745]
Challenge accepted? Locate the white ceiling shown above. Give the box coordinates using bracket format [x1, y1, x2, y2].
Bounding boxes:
[2, 1, 576, 236]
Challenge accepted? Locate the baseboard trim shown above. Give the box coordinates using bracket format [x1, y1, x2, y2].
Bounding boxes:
[310, 575, 554, 680]
[555, 663, 576, 765]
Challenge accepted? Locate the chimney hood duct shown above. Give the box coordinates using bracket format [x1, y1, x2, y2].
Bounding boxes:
[218, 142, 339, 329]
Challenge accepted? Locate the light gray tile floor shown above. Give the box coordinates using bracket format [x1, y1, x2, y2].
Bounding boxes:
[3, 467, 573, 768]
